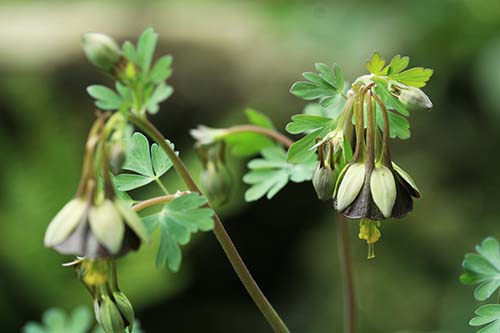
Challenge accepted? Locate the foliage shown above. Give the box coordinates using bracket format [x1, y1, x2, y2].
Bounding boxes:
[142, 193, 214, 272]
[114, 132, 175, 191]
[461, 237, 500, 333]
[243, 145, 316, 201]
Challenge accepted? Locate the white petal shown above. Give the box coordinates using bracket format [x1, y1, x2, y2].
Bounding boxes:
[336, 163, 365, 212]
[370, 165, 397, 218]
[88, 200, 124, 254]
[44, 199, 87, 247]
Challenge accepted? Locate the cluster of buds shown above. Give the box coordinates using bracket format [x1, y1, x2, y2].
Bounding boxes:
[65, 258, 135, 333]
[196, 141, 232, 207]
[315, 82, 428, 257]
[44, 115, 149, 331]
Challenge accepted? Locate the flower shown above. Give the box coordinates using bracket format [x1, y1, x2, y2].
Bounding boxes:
[333, 161, 420, 220]
[312, 140, 338, 201]
[44, 196, 149, 258]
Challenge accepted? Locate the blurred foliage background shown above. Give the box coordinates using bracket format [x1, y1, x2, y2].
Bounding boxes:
[1, 0, 500, 332]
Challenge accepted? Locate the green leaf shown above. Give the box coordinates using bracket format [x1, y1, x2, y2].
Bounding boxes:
[366, 52, 387, 75]
[285, 114, 333, 134]
[22, 306, 93, 333]
[333, 63, 344, 90]
[290, 63, 345, 102]
[145, 83, 173, 114]
[387, 55, 409, 75]
[374, 83, 410, 116]
[122, 41, 136, 63]
[285, 114, 335, 163]
[87, 85, 123, 110]
[469, 304, 500, 333]
[461, 237, 500, 301]
[244, 108, 274, 129]
[149, 55, 173, 83]
[290, 81, 333, 100]
[391, 67, 434, 88]
[136, 27, 158, 72]
[142, 193, 215, 272]
[116, 132, 175, 191]
[243, 146, 316, 201]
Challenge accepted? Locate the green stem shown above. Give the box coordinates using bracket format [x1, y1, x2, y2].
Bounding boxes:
[224, 125, 294, 148]
[133, 192, 189, 212]
[154, 178, 170, 195]
[129, 114, 290, 333]
[337, 215, 356, 333]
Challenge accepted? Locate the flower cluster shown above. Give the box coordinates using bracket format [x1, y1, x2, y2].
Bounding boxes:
[311, 73, 430, 257]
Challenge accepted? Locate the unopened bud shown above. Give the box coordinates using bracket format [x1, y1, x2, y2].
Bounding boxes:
[113, 291, 135, 330]
[397, 86, 432, 112]
[312, 163, 336, 201]
[82, 33, 121, 73]
[99, 296, 125, 333]
[200, 162, 232, 207]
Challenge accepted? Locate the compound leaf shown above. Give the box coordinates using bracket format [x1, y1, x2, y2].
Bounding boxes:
[142, 193, 214, 272]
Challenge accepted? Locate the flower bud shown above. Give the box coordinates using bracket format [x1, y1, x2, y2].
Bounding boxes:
[200, 162, 232, 207]
[312, 163, 336, 201]
[113, 291, 135, 330]
[197, 142, 232, 207]
[397, 86, 432, 112]
[99, 296, 125, 333]
[81, 33, 121, 73]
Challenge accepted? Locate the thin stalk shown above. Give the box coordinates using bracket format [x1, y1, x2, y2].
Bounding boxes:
[133, 192, 189, 212]
[224, 125, 294, 148]
[337, 215, 356, 333]
[372, 92, 391, 165]
[129, 114, 290, 333]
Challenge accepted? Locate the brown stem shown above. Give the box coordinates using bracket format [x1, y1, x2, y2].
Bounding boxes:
[132, 192, 189, 212]
[337, 215, 356, 333]
[129, 114, 290, 333]
[372, 92, 392, 165]
[365, 90, 374, 170]
[225, 125, 293, 148]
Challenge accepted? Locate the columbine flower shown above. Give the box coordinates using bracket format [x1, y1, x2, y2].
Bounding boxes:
[44, 195, 149, 258]
[333, 88, 421, 220]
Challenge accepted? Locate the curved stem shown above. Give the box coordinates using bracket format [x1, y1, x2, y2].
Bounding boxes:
[224, 125, 293, 148]
[129, 114, 290, 333]
[337, 215, 356, 333]
[133, 192, 188, 212]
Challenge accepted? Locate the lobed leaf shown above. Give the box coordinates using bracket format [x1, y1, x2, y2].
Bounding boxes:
[243, 146, 316, 201]
[142, 193, 214, 272]
[136, 27, 158, 73]
[461, 237, 500, 301]
[391, 67, 434, 88]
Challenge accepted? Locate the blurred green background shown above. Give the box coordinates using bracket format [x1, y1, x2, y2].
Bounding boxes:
[1, 0, 500, 332]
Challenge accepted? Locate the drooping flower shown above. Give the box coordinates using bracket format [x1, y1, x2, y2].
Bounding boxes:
[333, 88, 421, 220]
[44, 193, 149, 258]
